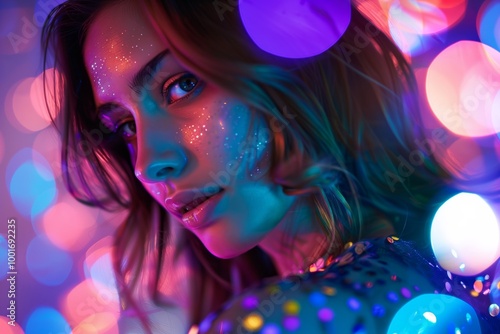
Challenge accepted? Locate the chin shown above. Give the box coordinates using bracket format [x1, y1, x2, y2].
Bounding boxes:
[196, 223, 262, 260]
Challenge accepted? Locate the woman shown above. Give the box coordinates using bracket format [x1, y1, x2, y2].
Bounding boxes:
[42, 0, 491, 333]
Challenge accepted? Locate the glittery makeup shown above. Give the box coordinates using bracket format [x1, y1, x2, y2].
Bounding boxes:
[83, 0, 296, 259]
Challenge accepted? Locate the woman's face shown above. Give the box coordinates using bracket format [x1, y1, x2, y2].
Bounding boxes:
[83, 0, 295, 258]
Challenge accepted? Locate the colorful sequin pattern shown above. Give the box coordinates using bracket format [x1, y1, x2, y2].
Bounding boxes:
[195, 237, 498, 333]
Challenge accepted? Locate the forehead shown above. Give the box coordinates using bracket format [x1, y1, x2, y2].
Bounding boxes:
[83, 0, 168, 100]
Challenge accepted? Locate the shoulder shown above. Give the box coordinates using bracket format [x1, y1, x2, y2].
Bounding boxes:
[197, 238, 486, 333]
[197, 238, 443, 333]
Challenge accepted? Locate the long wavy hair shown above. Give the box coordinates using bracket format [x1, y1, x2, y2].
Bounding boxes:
[42, 0, 453, 331]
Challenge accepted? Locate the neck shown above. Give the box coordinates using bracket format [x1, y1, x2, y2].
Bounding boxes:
[258, 197, 330, 277]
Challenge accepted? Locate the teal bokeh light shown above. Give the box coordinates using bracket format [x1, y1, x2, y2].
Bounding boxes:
[388, 294, 481, 333]
[6, 148, 57, 218]
[25, 307, 70, 334]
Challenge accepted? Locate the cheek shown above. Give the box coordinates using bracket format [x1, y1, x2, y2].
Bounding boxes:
[178, 99, 256, 163]
[180, 99, 272, 173]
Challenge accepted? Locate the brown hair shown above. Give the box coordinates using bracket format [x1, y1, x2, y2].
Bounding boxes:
[42, 0, 453, 331]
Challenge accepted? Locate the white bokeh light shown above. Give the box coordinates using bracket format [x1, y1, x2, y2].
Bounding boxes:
[431, 192, 500, 276]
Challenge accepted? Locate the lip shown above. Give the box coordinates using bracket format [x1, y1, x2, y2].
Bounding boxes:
[165, 188, 224, 229]
[181, 190, 224, 229]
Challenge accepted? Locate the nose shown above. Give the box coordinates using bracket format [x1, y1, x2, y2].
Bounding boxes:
[134, 142, 187, 184]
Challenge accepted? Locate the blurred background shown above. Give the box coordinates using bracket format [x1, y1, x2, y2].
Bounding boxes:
[0, 0, 499, 333]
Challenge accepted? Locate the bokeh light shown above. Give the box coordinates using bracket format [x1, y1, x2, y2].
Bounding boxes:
[0, 316, 25, 334]
[6, 148, 57, 219]
[83, 237, 118, 292]
[385, 0, 467, 34]
[239, 0, 351, 58]
[25, 307, 70, 334]
[426, 40, 500, 137]
[477, 0, 500, 52]
[11, 77, 51, 132]
[40, 198, 97, 252]
[493, 90, 500, 137]
[30, 67, 62, 122]
[72, 313, 119, 334]
[431, 192, 500, 275]
[387, 294, 480, 333]
[444, 137, 495, 180]
[26, 235, 73, 286]
[62, 279, 120, 330]
[32, 127, 62, 179]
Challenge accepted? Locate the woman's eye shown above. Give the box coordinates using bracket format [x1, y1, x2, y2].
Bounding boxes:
[163, 73, 199, 104]
[116, 120, 136, 140]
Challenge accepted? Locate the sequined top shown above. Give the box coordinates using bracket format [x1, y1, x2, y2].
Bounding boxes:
[194, 237, 499, 333]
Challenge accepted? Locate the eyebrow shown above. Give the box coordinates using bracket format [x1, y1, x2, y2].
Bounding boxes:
[96, 49, 170, 117]
[129, 49, 170, 93]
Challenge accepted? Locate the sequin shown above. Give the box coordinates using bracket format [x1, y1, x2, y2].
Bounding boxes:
[219, 320, 232, 332]
[445, 282, 452, 292]
[318, 307, 334, 322]
[473, 280, 483, 293]
[321, 286, 337, 296]
[283, 316, 300, 331]
[401, 287, 411, 299]
[489, 303, 499, 317]
[347, 297, 361, 311]
[309, 291, 327, 307]
[387, 291, 399, 303]
[242, 296, 259, 310]
[372, 304, 385, 317]
[262, 323, 281, 334]
[199, 313, 216, 332]
[242, 313, 264, 331]
[283, 300, 300, 315]
[352, 322, 366, 334]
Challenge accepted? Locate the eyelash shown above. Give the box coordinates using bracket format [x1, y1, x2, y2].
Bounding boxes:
[104, 72, 201, 141]
[162, 72, 201, 105]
